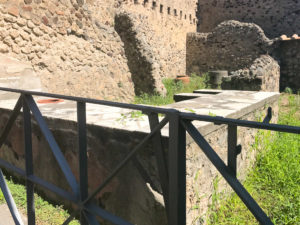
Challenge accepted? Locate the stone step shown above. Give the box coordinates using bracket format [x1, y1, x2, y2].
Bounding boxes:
[173, 93, 203, 102]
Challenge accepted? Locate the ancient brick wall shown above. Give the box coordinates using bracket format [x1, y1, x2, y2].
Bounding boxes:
[187, 21, 274, 74]
[197, 0, 300, 38]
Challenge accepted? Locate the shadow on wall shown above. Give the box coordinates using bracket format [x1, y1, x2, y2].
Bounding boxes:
[114, 13, 156, 96]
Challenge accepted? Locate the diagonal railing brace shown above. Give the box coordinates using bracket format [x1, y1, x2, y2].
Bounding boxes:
[0, 96, 23, 148]
[181, 119, 273, 225]
[23, 94, 79, 196]
[63, 117, 169, 225]
[0, 169, 24, 225]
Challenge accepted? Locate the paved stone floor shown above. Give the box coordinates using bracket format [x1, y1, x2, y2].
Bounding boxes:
[0, 204, 27, 225]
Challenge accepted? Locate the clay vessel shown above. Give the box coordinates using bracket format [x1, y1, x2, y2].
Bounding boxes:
[175, 75, 190, 84]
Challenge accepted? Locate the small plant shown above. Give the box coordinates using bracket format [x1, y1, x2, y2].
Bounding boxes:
[117, 81, 123, 88]
[185, 108, 196, 113]
[116, 110, 145, 125]
[208, 111, 217, 117]
[284, 87, 293, 94]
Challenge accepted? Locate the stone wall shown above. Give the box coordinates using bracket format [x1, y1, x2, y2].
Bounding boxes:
[221, 55, 280, 92]
[197, 0, 300, 38]
[0, 0, 136, 102]
[187, 21, 274, 74]
[186, 20, 280, 92]
[117, 0, 197, 94]
[275, 39, 300, 92]
[0, 0, 198, 100]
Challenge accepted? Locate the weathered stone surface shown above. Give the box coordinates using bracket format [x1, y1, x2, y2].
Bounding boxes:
[115, 12, 165, 95]
[221, 55, 280, 92]
[187, 20, 274, 75]
[186, 21, 280, 92]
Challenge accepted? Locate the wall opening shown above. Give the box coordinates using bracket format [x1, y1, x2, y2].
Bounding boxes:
[160, 4, 163, 13]
[174, 9, 177, 16]
[152, 1, 157, 9]
[167, 7, 170, 15]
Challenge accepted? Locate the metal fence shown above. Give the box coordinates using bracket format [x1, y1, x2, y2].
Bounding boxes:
[0, 87, 299, 225]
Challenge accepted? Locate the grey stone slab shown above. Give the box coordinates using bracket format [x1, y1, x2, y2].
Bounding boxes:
[0, 90, 279, 138]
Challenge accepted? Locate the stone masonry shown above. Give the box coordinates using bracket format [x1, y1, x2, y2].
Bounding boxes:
[274, 38, 300, 92]
[186, 20, 280, 92]
[0, 0, 137, 102]
[0, 0, 198, 101]
[197, 0, 300, 38]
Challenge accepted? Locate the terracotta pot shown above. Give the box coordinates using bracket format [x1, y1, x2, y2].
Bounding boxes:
[175, 75, 190, 84]
[37, 99, 64, 104]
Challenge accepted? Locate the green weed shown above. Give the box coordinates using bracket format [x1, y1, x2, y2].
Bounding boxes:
[206, 94, 300, 225]
[134, 73, 209, 105]
[0, 176, 79, 225]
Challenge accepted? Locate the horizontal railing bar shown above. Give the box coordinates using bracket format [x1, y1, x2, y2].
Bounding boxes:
[27, 175, 77, 203]
[0, 87, 299, 134]
[0, 159, 77, 203]
[0, 158, 25, 176]
[0, 87, 175, 114]
[180, 113, 300, 134]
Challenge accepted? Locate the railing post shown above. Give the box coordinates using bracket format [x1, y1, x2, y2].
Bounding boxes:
[228, 125, 238, 176]
[148, 113, 169, 213]
[228, 125, 242, 177]
[23, 94, 36, 225]
[77, 102, 88, 225]
[168, 111, 186, 225]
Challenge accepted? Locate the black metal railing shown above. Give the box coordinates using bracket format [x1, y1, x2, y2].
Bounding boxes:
[0, 87, 299, 225]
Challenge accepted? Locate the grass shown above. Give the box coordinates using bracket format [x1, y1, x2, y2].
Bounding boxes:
[133, 73, 209, 105]
[0, 176, 79, 225]
[206, 93, 300, 225]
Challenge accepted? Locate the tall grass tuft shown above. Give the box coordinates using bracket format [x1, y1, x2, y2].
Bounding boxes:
[133, 73, 209, 105]
[206, 93, 300, 225]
